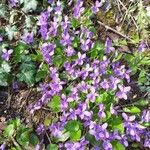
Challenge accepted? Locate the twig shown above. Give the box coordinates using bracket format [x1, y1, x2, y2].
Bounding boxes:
[97, 21, 133, 41]
[46, 131, 51, 144]
[11, 136, 22, 150]
[117, 0, 139, 30]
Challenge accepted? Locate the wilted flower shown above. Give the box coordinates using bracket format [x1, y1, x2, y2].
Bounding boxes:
[138, 41, 146, 52]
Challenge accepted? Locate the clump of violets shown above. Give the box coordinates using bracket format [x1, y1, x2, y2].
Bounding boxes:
[26, 0, 150, 149]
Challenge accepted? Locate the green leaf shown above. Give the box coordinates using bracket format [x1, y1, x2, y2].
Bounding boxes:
[4, 124, 15, 138]
[17, 60, 36, 85]
[109, 117, 124, 134]
[47, 144, 58, 150]
[14, 42, 29, 62]
[70, 130, 81, 142]
[0, 4, 7, 18]
[47, 95, 61, 112]
[57, 131, 70, 142]
[123, 106, 141, 114]
[29, 133, 39, 146]
[71, 19, 80, 28]
[16, 131, 30, 147]
[65, 120, 80, 132]
[22, 0, 38, 12]
[112, 141, 125, 150]
[5, 25, 17, 40]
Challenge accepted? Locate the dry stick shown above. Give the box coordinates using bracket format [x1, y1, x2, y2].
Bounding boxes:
[97, 21, 133, 41]
[117, 0, 139, 29]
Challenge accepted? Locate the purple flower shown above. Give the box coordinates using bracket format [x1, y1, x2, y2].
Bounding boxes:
[9, 0, 18, 7]
[86, 87, 98, 102]
[21, 32, 34, 44]
[65, 46, 75, 56]
[109, 76, 120, 90]
[76, 102, 92, 120]
[1, 49, 13, 61]
[100, 79, 109, 90]
[55, 1, 63, 15]
[141, 110, 150, 123]
[80, 39, 92, 51]
[92, 1, 102, 14]
[0, 143, 6, 150]
[41, 43, 56, 64]
[48, 0, 54, 4]
[73, 0, 85, 19]
[116, 85, 131, 100]
[105, 38, 115, 53]
[138, 41, 146, 52]
[98, 103, 106, 118]
[36, 124, 45, 136]
[103, 141, 113, 150]
[0, 36, 3, 42]
[60, 32, 73, 46]
[76, 52, 86, 66]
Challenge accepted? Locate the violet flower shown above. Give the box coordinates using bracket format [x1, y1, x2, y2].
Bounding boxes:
[92, 0, 102, 14]
[21, 32, 34, 44]
[65, 46, 75, 56]
[0, 36, 3, 42]
[105, 38, 115, 53]
[100, 79, 110, 90]
[109, 76, 120, 90]
[60, 32, 73, 46]
[138, 41, 146, 52]
[73, 0, 85, 19]
[9, 0, 18, 7]
[55, 1, 63, 15]
[41, 43, 56, 64]
[0, 143, 6, 150]
[80, 39, 92, 51]
[102, 140, 113, 150]
[98, 103, 106, 118]
[76, 52, 86, 66]
[116, 85, 131, 100]
[1, 49, 13, 61]
[141, 110, 150, 123]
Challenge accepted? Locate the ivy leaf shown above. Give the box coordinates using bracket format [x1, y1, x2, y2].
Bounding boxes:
[65, 120, 80, 132]
[108, 117, 124, 134]
[47, 144, 58, 150]
[17, 60, 36, 85]
[112, 141, 125, 150]
[47, 95, 61, 113]
[5, 25, 17, 40]
[14, 42, 29, 62]
[0, 4, 7, 18]
[4, 124, 15, 138]
[70, 130, 81, 142]
[123, 106, 141, 114]
[22, 0, 38, 12]
[29, 133, 39, 146]
[16, 131, 30, 147]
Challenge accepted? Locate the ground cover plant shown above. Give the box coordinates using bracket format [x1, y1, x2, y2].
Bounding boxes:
[0, 0, 150, 150]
